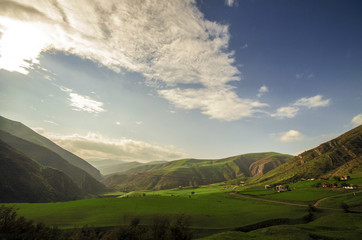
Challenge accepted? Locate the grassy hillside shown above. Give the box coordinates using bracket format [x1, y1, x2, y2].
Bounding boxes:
[0, 116, 102, 180]
[0, 140, 82, 202]
[255, 125, 362, 185]
[0, 130, 106, 195]
[88, 159, 166, 176]
[103, 152, 292, 191]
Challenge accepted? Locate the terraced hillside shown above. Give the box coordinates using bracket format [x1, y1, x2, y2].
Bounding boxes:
[255, 125, 362, 185]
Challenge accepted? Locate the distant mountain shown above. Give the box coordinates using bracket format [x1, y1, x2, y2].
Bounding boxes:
[0, 140, 83, 203]
[256, 125, 362, 185]
[0, 116, 102, 180]
[88, 159, 167, 175]
[0, 130, 106, 195]
[103, 152, 292, 191]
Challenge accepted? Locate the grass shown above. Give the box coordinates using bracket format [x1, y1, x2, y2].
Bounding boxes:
[262, 188, 345, 202]
[5, 186, 307, 230]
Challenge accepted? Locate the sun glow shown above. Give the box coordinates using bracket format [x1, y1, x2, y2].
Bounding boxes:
[0, 18, 50, 74]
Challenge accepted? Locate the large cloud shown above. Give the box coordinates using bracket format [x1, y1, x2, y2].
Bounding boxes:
[36, 130, 187, 162]
[0, 0, 269, 121]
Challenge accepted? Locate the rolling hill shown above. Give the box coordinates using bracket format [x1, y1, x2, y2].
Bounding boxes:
[0, 140, 83, 202]
[255, 124, 362, 185]
[0, 130, 106, 194]
[103, 152, 292, 191]
[88, 159, 167, 175]
[0, 116, 102, 180]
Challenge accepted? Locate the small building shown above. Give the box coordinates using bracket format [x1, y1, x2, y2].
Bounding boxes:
[265, 185, 271, 189]
[340, 176, 350, 181]
[322, 182, 337, 188]
[275, 185, 287, 192]
[343, 185, 357, 190]
[308, 178, 316, 181]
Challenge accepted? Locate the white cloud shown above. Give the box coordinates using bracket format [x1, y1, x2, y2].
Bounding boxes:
[69, 93, 105, 114]
[257, 85, 268, 98]
[116, 122, 121, 125]
[293, 95, 330, 109]
[225, 0, 237, 7]
[351, 114, 362, 126]
[136, 121, 143, 125]
[57, 84, 105, 114]
[271, 106, 299, 119]
[43, 131, 187, 162]
[159, 87, 268, 121]
[0, 0, 251, 121]
[279, 130, 303, 142]
[44, 120, 58, 125]
[271, 95, 330, 119]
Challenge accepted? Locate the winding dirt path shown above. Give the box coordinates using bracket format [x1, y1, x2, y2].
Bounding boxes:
[313, 190, 361, 207]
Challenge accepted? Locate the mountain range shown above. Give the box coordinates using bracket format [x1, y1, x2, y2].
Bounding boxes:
[0, 114, 360, 202]
[0, 116, 106, 202]
[102, 152, 292, 191]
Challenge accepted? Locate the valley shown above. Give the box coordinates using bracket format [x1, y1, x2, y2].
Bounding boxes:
[0, 116, 361, 239]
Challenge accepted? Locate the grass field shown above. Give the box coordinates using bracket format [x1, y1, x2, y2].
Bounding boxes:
[6, 186, 308, 231]
[4, 183, 362, 239]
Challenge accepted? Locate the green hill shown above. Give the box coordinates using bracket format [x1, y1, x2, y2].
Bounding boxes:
[88, 159, 166, 176]
[0, 116, 102, 180]
[0, 140, 83, 202]
[103, 152, 292, 191]
[0, 130, 106, 195]
[255, 125, 362, 185]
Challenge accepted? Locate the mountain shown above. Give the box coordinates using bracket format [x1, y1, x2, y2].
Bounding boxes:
[0, 140, 83, 203]
[0, 116, 102, 180]
[103, 152, 292, 191]
[88, 159, 167, 175]
[255, 125, 362, 185]
[0, 130, 106, 194]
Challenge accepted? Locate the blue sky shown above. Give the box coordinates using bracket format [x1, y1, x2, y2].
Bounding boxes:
[0, 0, 361, 162]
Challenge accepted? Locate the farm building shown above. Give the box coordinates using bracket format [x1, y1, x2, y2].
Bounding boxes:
[343, 185, 357, 190]
[322, 182, 337, 188]
[264, 185, 271, 189]
[275, 185, 287, 192]
[340, 176, 350, 181]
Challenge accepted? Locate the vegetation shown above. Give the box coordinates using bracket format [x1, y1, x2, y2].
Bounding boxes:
[0, 115, 102, 180]
[0, 140, 83, 202]
[0, 130, 106, 195]
[103, 152, 292, 191]
[254, 125, 362, 185]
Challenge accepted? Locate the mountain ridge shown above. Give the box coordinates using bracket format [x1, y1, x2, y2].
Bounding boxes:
[103, 152, 292, 191]
[0, 116, 102, 180]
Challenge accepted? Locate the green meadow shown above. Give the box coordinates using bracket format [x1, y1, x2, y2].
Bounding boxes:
[6, 186, 308, 230]
[3, 183, 361, 238]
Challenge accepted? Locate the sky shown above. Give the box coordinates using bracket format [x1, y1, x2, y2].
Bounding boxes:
[0, 0, 361, 163]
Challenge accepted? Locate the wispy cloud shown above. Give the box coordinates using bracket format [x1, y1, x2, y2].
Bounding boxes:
[58, 85, 105, 114]
[225, 0, 237, 7]
[271, 95, 330, 119]
[293, 95, 330, 109]
[41, 131, 187, 162]
[351, 113, 362, 126]
[257, 85, 268, 98]
[279, 130, 303, 142]
[0, 0, 254, 121]
[159, 87, 268, 121]
[271, 106, 299, 119]
[43, 120, 58, 125]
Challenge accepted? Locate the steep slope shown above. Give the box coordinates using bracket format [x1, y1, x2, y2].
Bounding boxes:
[256, 125, 362, 184]
[103, 152, 292, 191]
[0, 130, 106, 194]
[0, 116, 102, 180]
[0, 140, 83, 203]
